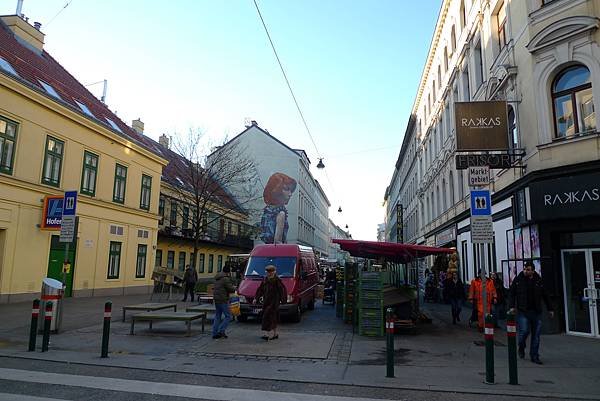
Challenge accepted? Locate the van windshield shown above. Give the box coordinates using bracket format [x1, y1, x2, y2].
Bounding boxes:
[244, 257, 296, 278]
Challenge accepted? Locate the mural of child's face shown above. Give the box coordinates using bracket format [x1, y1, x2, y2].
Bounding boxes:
[281, 185, 293, 204]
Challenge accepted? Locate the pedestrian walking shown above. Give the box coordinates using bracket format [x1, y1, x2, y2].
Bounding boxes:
[182, 264, 198, 302]
[443, 272, 465, 324]
[254, 264, 287, 341]
[508, 260, 554, 364]
[468, 270, 497, 332]
[212, 265, 236, 339]
[491, 271, 506, 326]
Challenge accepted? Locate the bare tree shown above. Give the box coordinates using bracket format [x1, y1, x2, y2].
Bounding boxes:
[164, 128, 260, 269]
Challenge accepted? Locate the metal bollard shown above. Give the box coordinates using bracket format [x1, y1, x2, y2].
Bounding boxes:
[506, 310, 518, 385]
[41, 301, 52, 352]
[484, 313, 495, 384]
[385, 307, 394, 378]
[101, 301, 112, 358]
[28, 299, 40, 351]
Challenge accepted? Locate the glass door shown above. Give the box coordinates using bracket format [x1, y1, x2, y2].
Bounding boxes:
[561, 249, 600, 337]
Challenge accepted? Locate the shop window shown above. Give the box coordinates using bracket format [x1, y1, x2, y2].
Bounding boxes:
[552, 65, 596, 139]
[140, 174, 152, 210]
[80, 151, 98, 196]
[108, 241, 121, 279]
[0, 116, 18, 175]
[112, 163, 127, 203]
[42, 136, 64, 187]
[136, 244, 147, 278]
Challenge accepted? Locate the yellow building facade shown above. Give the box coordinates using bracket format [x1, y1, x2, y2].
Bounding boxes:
[0, 15, 167, 302]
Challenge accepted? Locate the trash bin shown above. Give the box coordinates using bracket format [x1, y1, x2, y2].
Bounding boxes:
[39, 278, 64, 333]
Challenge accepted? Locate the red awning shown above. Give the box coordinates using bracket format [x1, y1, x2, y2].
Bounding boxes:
[332, 239, 454, 264]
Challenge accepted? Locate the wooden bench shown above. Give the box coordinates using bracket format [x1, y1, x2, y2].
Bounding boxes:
[130, 311, 206, 336]
[122, 302, 177, 322]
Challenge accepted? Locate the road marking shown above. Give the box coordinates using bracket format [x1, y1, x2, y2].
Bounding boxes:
[0, 368, 388, 401]
[0, 394, 64, 401]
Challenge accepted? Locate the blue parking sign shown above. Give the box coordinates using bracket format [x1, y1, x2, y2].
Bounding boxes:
[470, 190, 491, 216]
[63, 191, 77, 216]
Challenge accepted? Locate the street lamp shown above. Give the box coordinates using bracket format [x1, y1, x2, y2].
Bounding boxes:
[317, 158, 325, 169]
[338, 206, 342, 213]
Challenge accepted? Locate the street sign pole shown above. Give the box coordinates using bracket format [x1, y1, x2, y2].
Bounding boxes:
[59, 191, 78, 332]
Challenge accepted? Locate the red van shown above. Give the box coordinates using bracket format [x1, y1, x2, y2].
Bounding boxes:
[237, 244, 319, 322]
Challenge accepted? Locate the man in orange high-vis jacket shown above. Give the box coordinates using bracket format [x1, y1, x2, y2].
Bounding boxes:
[468, 270, 497, 331]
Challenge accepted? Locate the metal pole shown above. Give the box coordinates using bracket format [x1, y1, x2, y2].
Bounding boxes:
[385, 307, 394, 378]
[101, 301, 112, 358]
[481, 244, 487, 326]
[28, 299, 40, 351]
[484, 313, 495, 384]
[41, 301, 52, 352]
[506, 310, 518, 385]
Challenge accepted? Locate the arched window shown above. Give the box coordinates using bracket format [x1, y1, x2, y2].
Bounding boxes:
[451, 26, 457, 54]
[438, 65, 442, 87]
[442, 179, 447, 212]
[460, 0, 466, 30]
[552, 65, 595, 138]
[444, 47, 449, 71]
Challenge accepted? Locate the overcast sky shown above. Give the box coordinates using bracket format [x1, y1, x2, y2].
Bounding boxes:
[3, 0, 440, 240]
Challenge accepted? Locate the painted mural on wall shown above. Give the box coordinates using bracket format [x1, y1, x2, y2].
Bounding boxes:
[260, 173, 297, 244]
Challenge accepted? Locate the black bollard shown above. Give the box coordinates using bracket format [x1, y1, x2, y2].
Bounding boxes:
[484, 313, 495, 384]
[28, 299, 40, 351]
[41, 301, 52, 352]
[506, 310, 518, 385]
[385, 307, 394, 378]
[101, 301, 112, 358]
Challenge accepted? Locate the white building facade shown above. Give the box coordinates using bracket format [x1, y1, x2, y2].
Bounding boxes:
[211, 122, 331, 257]
[385, 0, 600, 336]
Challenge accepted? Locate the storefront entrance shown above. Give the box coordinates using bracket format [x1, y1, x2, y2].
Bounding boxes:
[561, 249, 600, 337]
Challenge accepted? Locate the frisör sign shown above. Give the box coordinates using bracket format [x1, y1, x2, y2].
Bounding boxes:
[455, 101, 509, 151]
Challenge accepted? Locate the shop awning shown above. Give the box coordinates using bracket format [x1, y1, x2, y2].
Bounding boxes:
[331, 239, 454, 264]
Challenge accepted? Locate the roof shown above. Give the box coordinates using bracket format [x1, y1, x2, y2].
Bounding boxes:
[331, 239, 454, 264]
[0, 16, 164, 161]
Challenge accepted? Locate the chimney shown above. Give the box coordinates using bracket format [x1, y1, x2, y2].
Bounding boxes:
[251, 120, 258, 126]
[132, 118, 144, 135]
[159, 134, 170, 149]
[0, 15, 45, 52]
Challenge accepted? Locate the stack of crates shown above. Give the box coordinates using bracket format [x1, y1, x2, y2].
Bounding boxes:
[359, 271, 384, 336]
[335, 267, 344, 318]
[343, 265, 356, 324]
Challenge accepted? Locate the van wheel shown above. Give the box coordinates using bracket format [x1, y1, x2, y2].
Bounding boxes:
[307, 296, 315, 310]
[291, 303, 302, 323]
[237, 314, 248, 323]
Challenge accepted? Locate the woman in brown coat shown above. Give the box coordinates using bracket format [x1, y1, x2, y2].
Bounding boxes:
[254, 264, 287, 340]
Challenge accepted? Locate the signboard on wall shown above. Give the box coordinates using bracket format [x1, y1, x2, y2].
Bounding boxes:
[41, 196, 63, 230]
[456, 153, 512, 169]
[455, 101, 509, 151]
[529, 172, 600, 220]
[396, 203, 403, 243]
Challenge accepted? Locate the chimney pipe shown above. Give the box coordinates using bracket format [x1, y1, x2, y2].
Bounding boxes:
[16, 0, 24, 17]
[132, 118, 144, 135]
[101, 79, 107, 103]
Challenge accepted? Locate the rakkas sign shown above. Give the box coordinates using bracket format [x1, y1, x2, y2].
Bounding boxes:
[455, 101, 509, 151]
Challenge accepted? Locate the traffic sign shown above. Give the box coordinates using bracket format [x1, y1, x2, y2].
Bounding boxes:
[62, 191, 77, 216]
[471, 215, 494, 243]
[470, 190, 492, 216]
[468, 166, 490, 187]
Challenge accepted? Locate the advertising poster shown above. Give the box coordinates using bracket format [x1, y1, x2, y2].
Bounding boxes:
[507, 230, 515, 260]
[531, 225, 540, 258]
[534, 259, 542, 277]
[514, 228, 523, 260]
[516, 260, 524, 278]
[502, 261, 510, 288]
[522, 226, 531, 259]
[508, 261, 517, 285]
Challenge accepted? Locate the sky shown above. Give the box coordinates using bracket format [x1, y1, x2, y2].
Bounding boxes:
[2, 0, 441, 241]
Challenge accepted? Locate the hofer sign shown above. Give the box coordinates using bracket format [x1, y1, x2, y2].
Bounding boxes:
[455, 101, 509, 151]
[41, 195, 63, 230]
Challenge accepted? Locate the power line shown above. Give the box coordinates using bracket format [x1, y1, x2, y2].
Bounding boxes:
[252, 0, 321, 160]
[44, 0, 73, 28]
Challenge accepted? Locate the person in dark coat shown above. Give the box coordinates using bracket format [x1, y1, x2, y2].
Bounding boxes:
[254, 264, 287, 340]
[508, 261, 554, 364]
[182, 265, 198, 302]
[443, 272, 465, 324]
[212, 266, 235, 339]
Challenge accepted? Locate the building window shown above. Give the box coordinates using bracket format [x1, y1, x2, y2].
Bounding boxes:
[460, 0, 466, 29]
[227, 221, 232, 235]
[170, 202, 178, 227]
[107, 241, 122, 279]
[497, 0, 507, 51]
[199, 253, 205, 273]
[178, 251, 186, 271]
[0, 116, 17, 175]
[208, 254, 214, 273]
[508, 105, 519, 149]
[443, 47, 448, 71]
[80, 151, 98, 196]
[190, 252, 196, 269]
[217, 255, 223, 272]
[182, 206, 189, 229]
[140, 174, 152, 210]
[449, 171, 455, 206]
[474, 39, 484, 89]
[42, 136, 64, 187]
[113, 163, 127, 203]
[167, 250, 175, 269]
[155, 249, 162, 268]
[136, 244, 147, 278]
[552, 65, 595, 139]
[451, 26, 456, 54]
[438, 66, 442, 88]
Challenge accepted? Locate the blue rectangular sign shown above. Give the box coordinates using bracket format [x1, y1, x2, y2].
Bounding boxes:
[63, 191, 78, 216]
[470, 190, 492, 216]
[42, 196, 63, 230]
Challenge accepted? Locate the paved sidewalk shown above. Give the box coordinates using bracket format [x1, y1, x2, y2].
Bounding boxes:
[1, 294, 599, 400]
